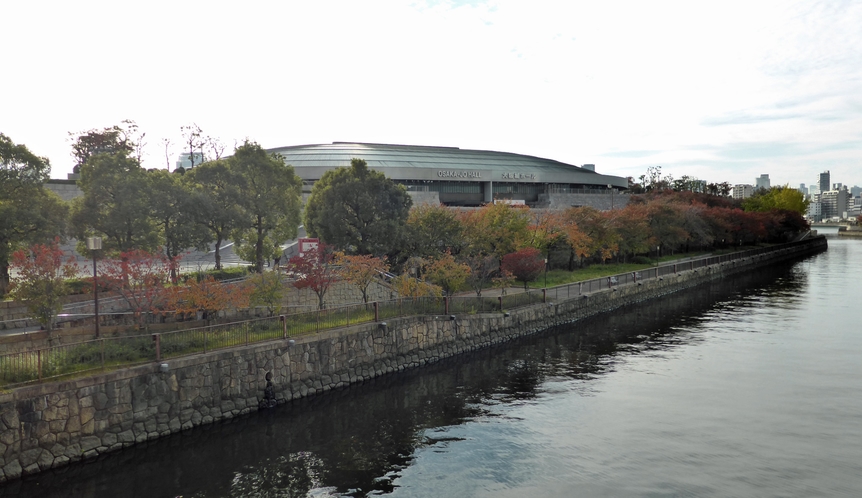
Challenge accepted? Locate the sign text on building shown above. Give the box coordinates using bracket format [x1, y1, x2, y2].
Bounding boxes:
[437, 170, 482, 179]
[501, 172, 536, 180]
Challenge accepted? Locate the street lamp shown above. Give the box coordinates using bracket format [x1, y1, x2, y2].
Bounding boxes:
[544, 258, 548, 288]
[87, 237, 102, 338]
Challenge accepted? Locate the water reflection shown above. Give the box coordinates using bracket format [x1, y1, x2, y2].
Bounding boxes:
[3, 259, 812, 498]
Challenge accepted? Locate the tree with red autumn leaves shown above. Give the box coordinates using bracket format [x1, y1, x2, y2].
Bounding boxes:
[101, 249, 177, 329]
[286, 244, 339, 309]
[501, 248, 545, 290]
[9, 238, 80, 335]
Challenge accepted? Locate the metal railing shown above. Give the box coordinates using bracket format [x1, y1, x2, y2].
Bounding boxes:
[0, 238, 820, 388]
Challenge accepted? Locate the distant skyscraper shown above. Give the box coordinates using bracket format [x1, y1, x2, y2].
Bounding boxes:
[819, 171, 830, 194]
[799, 183, 807, 195]
[755, 174, 770, 190]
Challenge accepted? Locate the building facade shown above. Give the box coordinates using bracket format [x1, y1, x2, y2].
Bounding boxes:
[732, 184, 755, 199]
[755, 174, 771, 190]
[266, 142, 629, 207]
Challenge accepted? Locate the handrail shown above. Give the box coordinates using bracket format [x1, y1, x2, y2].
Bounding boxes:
[0, 237, 823, 388]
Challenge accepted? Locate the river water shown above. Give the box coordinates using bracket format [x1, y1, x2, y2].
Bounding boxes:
[4, 233, 861, 498]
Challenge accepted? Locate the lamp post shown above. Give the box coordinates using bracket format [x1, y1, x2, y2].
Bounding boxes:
[87, 237, 102, 338]
[544, 258, 548, 288]
[608, 184, 614, 210]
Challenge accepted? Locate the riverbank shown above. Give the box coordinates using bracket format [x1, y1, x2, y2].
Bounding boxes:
[0, 237, 827, 483]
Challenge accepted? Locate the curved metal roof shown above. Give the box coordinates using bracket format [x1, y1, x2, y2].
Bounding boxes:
[266, 142, 628, 188]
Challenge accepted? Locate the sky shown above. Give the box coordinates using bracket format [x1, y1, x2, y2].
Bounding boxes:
[3, 0, 861, 189]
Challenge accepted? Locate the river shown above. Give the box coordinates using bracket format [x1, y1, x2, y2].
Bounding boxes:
[3, 232, 860, 497]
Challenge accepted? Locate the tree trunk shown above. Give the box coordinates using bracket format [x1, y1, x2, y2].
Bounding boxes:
[254, 216, 265, 273]
[0, 260, 9, 296]
[214, 234, 224, 270]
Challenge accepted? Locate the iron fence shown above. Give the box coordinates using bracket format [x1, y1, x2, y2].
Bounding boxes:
[0, 239, 818, 388]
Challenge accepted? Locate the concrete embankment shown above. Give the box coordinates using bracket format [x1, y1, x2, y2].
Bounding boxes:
[0, 237, 827, 483]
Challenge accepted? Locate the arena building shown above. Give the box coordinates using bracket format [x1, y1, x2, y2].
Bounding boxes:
[266, 142, 629, 207]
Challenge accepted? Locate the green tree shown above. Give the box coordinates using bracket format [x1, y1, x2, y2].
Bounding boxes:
[184, 159, 246, 270]
[230, 141, 303, 273]
[742, 185, 809, 215]
[0, 134, 68, 295]
[70, 152, 159, 254]
[246, 272, 285, 316]
[148, 169, 207, 279]
[405, 204, 465, 259]
[305, 158, 412, 256]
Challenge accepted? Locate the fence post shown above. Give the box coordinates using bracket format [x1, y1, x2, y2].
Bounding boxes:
[204, 329, 208, 353]
[38, 350, 42, 382]
[281, 315, 286, 340]
[579, 282, 582, 295]
[374, 302, 379, 322]
[347, 305, 350, 327]
[673, 264, 677, 274]
[316, 310, 320, 332]
[153, 334, 161, 362]
[246, 322, 250, 346]
[100, 339, 105, 370]
[444, 297, 449, 315]
[543, 288, 547, 303]
[498, 295, 503, 311]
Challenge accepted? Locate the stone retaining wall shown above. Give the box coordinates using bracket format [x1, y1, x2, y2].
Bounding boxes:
[0, 237, 827, 482]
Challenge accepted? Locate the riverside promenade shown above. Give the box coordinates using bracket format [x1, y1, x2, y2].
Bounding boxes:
[0, 237, 828, 482]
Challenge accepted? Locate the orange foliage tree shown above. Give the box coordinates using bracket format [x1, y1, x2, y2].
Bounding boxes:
[168, 275, 250, 321]
[335, 253, 389, 303]
[424, 252, 470, 296]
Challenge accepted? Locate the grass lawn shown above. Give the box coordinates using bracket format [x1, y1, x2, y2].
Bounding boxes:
[525, 251, 714, 289]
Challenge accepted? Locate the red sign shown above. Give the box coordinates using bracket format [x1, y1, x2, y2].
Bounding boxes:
[299, 238, 319, 257]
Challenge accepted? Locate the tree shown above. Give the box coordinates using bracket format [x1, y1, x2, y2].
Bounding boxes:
[230, 141, 303, 272]
[304, 158, 412, 256]
[0, 134, 68, 295]
[404, 204, 465, 259]
[69, 120, 144, 172]
[70, 151, 159, 254]
[286, 244, 339, 309]
[335, 253, 389, 304]
[246, 272, 285, 317]
[459, 203, 530, 260]
[463, 253, 499, 296]
[184, 159, 246, 270]
[390, 274, 442, 299]
[147, 169, 207, 280]
[168, 275, 249, 321]
[611, 204, 651, 262]
[742, 185, 809, 215]
[101, 249, 174, 329]
[424, 252, 470, 296]
[9, 239, 80, 335]
[501, 248, 545, 290]
[562, 207, 620, 264]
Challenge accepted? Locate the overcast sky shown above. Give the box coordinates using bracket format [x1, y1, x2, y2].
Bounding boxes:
[3, 0, 860, 189]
